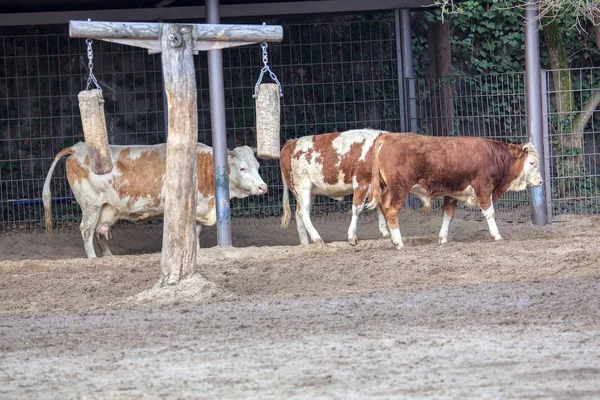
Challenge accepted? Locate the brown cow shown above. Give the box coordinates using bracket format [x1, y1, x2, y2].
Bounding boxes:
[280, 129, 390, 245]
[367, 133, 543, 249]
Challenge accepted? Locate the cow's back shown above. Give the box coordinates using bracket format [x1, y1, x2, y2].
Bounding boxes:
[65, 142, 217, 222]
[286, 129, 384, 196]
[377, 133, 513, 194]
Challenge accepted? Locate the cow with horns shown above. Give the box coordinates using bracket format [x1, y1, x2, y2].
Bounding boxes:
[43, 141, 267, 258]
[367, 132, 543, 249]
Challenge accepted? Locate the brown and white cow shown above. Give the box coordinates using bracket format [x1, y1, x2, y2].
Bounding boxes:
[280, 129, 391, 246]
[367, 133, 543, 249]
[42, 141, 267, 258]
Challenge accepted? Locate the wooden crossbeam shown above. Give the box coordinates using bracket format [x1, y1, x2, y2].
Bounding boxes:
[69, 21, 283, 53]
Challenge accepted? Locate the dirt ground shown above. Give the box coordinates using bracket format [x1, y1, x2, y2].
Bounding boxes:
[1, 208, 599, 399]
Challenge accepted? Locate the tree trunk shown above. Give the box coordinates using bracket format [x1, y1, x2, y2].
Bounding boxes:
[595, 15, 600, 52]
[542, 16, 579, 147]
[158, 23, 199, 287]
[427, 19, 454, 136]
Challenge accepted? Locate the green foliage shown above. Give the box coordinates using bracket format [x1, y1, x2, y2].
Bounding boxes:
[413, 0, 600, 78]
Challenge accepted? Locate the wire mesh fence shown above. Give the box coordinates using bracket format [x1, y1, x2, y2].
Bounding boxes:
[543, 67, 600, 221]
[0, 15, 402, 230]
[409, 72, 532, 222]
[2, 16, 599, 233]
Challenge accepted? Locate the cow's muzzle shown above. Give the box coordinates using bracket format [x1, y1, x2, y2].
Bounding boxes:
[257, 184, 267, 195]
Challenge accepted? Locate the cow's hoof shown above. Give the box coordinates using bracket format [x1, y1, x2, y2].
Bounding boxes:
[494, 235, 503, 241]
[348, 237, 358, 246]
[438, 237, 448, 245]
[313, 238, 325, 246]
[392, 241, 404, 250]
[381, 232, 391, 239]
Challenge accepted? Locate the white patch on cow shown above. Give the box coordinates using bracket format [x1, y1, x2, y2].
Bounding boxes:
[390, 227, 404, 249]
[507, 145, 543, 191]
[481, 200, 502, 240]
[438, 211, 453, 244]
[331, 129, 384, 162]
[227, 145, 267, 198]
[378, 211, 391, 238]
[196, 193, 217, 225]
[125, 145, 162, 161]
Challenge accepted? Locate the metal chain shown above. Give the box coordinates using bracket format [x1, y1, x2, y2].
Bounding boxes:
[85, 35, 103, 101]
[253, 39, 283, 98]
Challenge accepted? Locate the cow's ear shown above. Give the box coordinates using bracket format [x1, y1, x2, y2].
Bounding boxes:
[250, 147, 257, 155]
[522, 143, 533, 152]
[227, 149, 236, 156]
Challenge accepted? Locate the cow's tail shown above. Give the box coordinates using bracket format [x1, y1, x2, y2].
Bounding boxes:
[281, 179, 292, 229]
[366, 139, 384, 211]
[280, 141, 295, 229]
[43, 147, 74, 236]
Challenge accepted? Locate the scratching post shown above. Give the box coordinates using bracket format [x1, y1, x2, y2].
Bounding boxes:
[77, 89, 113, 175]
[255, 83, 281, 159]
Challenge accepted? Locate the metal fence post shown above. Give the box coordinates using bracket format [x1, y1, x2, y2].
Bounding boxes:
[206, 0, 233, 246]
[400, 9, 417, 135]
[540, 70, 553, 223]
[524, 1, 548, 225]
[394, 9, 406, 133]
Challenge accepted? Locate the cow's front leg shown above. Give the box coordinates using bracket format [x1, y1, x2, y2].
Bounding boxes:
[347, 203, 363, 246]
[80, 207, 101, 258]
[296, 189, 324, 246]
[479, 195, 502, 241]
[438, 196, 457, 244]
[347, 184, 369, 246]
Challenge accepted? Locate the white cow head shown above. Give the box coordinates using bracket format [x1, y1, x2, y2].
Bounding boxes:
[508, 142, 543, 191]
[227, 145, 268, 198]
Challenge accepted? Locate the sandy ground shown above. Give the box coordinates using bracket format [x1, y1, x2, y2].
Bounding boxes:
[1, 209, 599, 399]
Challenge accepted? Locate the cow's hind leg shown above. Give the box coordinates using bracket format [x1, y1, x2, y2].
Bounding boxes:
[438, 196, 457, 244]
[382, 187, 409, 249]
[295, 187, 324, 246]
[377, 208, 391, 239]
[80, 206, 101, 258]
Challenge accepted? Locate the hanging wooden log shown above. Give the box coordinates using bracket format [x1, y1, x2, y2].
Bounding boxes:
[255, 83, 281, 159]
[77, 89, 113, 175]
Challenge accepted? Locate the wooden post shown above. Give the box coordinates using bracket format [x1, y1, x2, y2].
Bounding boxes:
[68, 19, 282, 286]
[158, 23, 198, 287]
[255, 83, 281, 159]
[77, 89, 113, 174]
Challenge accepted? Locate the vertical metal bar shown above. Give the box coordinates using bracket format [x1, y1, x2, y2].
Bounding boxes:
[524, 0, 548, 225]
[400, 9, 416, 208]
[394, 10, 406, 132]
[400, 9, 417, 134]
[540, 69, 553, 224]
[206, 0, 232, 247]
